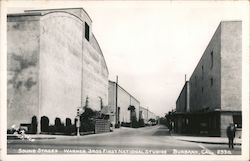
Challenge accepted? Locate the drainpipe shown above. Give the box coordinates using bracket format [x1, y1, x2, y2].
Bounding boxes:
[115, 76, 118, 125]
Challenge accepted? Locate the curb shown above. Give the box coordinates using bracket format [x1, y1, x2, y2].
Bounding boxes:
[7, 135, 56, 140]
[179, 139, 241, 146]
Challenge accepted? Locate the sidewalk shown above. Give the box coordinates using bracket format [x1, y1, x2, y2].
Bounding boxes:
[7, 134, 57, 140]
[7, 129, 118, 140]
[172, 135, 242, 145]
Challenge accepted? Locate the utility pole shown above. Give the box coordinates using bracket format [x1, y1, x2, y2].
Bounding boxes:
[115, 76, 118, 126]
[77, 28, 84, 136]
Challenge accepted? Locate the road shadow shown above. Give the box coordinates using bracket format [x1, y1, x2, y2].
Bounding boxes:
[152, 126, 171, 136]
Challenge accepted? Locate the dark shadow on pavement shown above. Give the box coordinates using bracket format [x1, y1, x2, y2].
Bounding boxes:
[152, 126, 171, 136]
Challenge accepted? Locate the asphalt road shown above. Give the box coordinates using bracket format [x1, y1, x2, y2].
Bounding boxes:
[7, 125, 241, 155]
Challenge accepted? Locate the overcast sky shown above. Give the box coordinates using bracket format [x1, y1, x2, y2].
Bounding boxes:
[7, 1, 248, 117]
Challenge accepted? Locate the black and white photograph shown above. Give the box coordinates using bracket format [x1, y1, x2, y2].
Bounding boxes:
[0, 0, 249, 161]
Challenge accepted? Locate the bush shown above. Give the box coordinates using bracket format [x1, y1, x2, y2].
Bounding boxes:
[7, 128, 16, 134]
[31, 116, 38, 134]
[79, 107, 97, 132]
[54, 118, 66, 133]
[121, 122, 131, 127]
[65, 125, 76, 135]
[66, 118, 72, 126]
[41, 116, 49, 132]
[115, 121, 120, 128]
[48, 125, 55, 134]
[80, 121, 95, 132]
[131, 116, 139, 128]
[139, 118, 145, 127]
[55, 118, 61, 127]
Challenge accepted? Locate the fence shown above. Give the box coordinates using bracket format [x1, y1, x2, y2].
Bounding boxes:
[95, 119, 110, 134]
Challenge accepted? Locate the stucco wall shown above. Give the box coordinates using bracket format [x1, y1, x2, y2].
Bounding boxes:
[7, 15, 40, 128]
[139, 107, 148, 121]
[7, 8, 109, 128]
[189, 21, 241, 113]
[108, 81, 140, 124]
[39, 12, 82, 123]
[139, 106, 157, 123]
[176, 82, 189, 112]
[220, 21, 242, 111]
[39, 10, 108, 123]
[189, 23, 221, 112]
[130, 95, 140, 121]
[82, 39, 109, 111]
[117, 86, 131, 123]
[147, 110, 157, 120]
[108, 81, 116, 125]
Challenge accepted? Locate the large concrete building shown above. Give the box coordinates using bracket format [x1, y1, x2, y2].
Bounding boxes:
[174, 21, 242, 136]
[139, 106, 157, 124]
[108, 81, 140, 127]
[7, 8, 109, 131]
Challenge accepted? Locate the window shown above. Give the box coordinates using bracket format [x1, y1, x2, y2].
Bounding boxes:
[233, 115, 242, 128]
[202, 87, 204, 93]
[118, 107, 120, 121]
[85, 22, 90, 41]
[210, 51, 214, 69]
[202, 65, 204, 80]
[210, 78, 213, 86]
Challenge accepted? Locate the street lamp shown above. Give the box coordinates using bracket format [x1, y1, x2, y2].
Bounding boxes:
[76, 108, 80, 136]
[76, 106, 85, 136]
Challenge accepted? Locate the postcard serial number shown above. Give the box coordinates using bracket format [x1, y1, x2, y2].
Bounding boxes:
[217, 150, 232, 155]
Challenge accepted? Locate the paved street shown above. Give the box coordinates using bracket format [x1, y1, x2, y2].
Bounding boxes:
[7, 125, 241, 155]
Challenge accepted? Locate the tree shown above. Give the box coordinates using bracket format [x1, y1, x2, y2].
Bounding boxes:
[84, 96, 89, 108]
[80, 107, 97, 132]
[128, 105, 135, 111]
[98, 97, 103, 110]
[128, 105, 138, 128]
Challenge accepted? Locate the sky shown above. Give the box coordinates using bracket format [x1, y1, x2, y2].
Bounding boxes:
[6, 1, 248, 117]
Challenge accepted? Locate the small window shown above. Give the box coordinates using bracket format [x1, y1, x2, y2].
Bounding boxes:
[85, 22, 90, 41]
[210, 78, 213, 86]
[202, 65, 204, 80]
[210, 51, 214, 69]
[202, 87, 204, 93]
[233, 115, 242, 128]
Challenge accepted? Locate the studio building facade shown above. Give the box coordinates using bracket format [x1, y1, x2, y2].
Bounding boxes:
[7, 8, 109, 132]
[174, 21, 242, 137]
[139, 106, 157, 124]
[108, 80, 140, 127]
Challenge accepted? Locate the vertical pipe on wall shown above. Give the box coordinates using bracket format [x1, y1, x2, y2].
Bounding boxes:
[115, 76, 118, 125]
[81, 30, 84, 109]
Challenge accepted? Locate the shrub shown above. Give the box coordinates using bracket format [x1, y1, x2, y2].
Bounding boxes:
[65, 125, 76, 135]
[31, 116, 38, 134]
[115, 123, 120, 128]
[139, 118, 145, 127]
[7, 128, 16, 134]
[79, 107, 97, 132]
[41, 116, 49, 132]
[66, 118, 72, 126]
